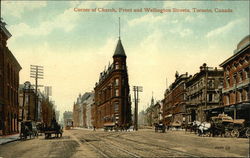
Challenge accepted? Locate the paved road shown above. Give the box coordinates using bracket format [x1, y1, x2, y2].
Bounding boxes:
[0, 129, 249, 158]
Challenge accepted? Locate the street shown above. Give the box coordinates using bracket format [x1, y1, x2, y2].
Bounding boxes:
[0, 129, 249, 158]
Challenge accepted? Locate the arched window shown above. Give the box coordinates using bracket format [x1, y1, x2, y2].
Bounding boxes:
[115, 89, 119, 97]
[115, 62, 119, 69]
[115, 78, 119, 86]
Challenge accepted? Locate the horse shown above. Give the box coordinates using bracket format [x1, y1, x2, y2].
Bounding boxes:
[191, 121, 201, 134]
[197, 122, 211, 136]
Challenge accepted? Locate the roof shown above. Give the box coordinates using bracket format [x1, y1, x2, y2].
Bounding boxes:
[0, 20, 12, 39]
[113, 39, 126, 57]
[220, 35, 250, 67]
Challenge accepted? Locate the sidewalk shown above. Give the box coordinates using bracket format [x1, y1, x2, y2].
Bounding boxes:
[0, 134, 20, 145]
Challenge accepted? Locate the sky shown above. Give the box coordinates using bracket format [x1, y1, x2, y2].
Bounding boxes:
[2, 1, 249, 120]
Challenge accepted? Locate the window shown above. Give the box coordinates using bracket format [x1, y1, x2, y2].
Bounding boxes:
[208, 80, 214, 89]
[208, 93, 213, 102]
[242, 89, 248, 101]
[237, 91, 242, 102]
[114, 102, 119, 113]
[226, 76, 230, 88]
[115, 89, 119, 96]
[115, 78, 119, 86]
[238, 71, 243, 82]
[233, 74, 237, 84]
[115, 62, 119, 69]
[225, 95, 229, 105]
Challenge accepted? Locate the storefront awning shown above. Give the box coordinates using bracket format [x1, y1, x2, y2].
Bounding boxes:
[104, 122, 115, 127]
[224, 103, 250, 112]
[164, 114, 172, 118]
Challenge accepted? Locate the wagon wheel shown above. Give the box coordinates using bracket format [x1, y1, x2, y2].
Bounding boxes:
[231, 129, 240, 138]
[245, 128, 250, 138]
[225, 130, 231, 138]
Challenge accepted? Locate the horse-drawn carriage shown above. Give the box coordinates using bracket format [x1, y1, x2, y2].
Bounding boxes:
[20, 120, 38, 140]
[44, 122, 63, 139]
[154, 122, 166, 133]
[210, 114, 250, 138]
[188, 114, 250, 138]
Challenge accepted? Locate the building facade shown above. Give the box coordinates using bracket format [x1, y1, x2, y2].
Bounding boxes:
[163, 72, 190, 127]
[92, 38, 132, 128]
[84, 92, 94, 128]
[186, 64, 224, 122]
[220, 35, 250, 125]
[0, 20, 22, 135]
[73, 92, 94, 128]
[73, 99, 80, 127]
[19, 82, 38, 122]
[40, 96, 56, 127]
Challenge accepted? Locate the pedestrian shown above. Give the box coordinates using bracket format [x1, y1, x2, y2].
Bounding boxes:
[93, 126, 96, 131]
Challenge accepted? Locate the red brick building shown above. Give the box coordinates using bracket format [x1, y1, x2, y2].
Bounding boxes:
[220, 35, 250, 124]
[92, 38, 132, 128]
[0, 20, 22, 135]
[162, 72, 190, 127]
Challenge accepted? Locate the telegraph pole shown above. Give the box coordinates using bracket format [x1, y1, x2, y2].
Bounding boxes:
[30, 65, 44, 121]
[133, 86, 143, 131]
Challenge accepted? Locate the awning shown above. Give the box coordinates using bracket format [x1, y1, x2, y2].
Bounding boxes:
[104, 122, 115, 127]
[165, 114, 172, 118]
[224, 103, 250, 112]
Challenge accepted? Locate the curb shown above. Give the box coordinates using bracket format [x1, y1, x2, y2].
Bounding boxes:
[0, 138, 20, 145]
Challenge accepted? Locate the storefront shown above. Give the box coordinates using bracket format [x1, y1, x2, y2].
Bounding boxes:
[224, 103, 250, 126]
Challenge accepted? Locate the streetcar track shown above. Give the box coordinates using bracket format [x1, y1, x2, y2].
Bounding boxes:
[80, 137, 110, 158]
[97, 132, 199, 157]
[74, 131, 199, 157]
[117, 133, 199, 157]
[89, 134, 141, 158]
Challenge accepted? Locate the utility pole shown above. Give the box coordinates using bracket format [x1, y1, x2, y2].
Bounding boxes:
[30, 65, 44, 121]
[133, 86, 143, 131]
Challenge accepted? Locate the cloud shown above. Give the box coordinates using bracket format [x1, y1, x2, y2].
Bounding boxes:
[185, 15, 194, 22]
[8, 7, 80, 38]
[128, 14, 166, 26]
[70, 1, 111, 8]
[8, 1, 112, 39]
[2, 1, 47, 18]
[206, 19, 244, 38]
[170, 27, 193, 37]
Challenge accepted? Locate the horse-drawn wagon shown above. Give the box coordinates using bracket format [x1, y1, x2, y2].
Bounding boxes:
[210, 114, 250, 138]
[44, 119, 63, 139]
[154, 122, 166, 133]
[20, 120, 38, 140]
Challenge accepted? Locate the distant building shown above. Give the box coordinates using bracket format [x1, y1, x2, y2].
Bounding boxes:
[55, 110, 60, 122]
[41, 96, 56, 127]
[73, 95, 81, 127]
[92, 37, 132, 128]
[19, 82, 36, 121]
[145, 96, 155, 126]
[0, 20, 22, 135]
[63, 111, 73, 127]
[73, 92, 94, 128]
[186, 64, 224, 122]
[84, 92, 94, 128]
[145, 96, 163, 126]
[138, 110, 146, 126]
[219, 35, 250, 124]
